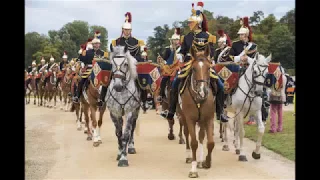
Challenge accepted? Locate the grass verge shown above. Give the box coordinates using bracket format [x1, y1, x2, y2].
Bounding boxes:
[244, 111, 295, 161]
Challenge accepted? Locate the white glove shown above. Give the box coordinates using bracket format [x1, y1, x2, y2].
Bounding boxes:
[72, 67, 75, 71]
[81, 62, 85, 68]
[176, 54, 183, 62]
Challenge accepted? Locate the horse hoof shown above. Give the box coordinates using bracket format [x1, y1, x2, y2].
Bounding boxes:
[252, 151, 261, 159]
[168, 134, 175, 140]
[202, 161, 211, 169]
[81, 121, 85, 124]
[235, 149, 240, 155]
[188, 172, 199, 178]
[118, 160, 129, 167]
[84, 130, 88, 134]
[238, 155, 248, 162]
[179, 139, 185, 144]
[185, 158, 192, 164]
[34, 102, 36, 105]
[128, 148, 136, 154]
[77, 127, 82, 131]
[220, 134, 223, 139]
[98, 140, 102, 144]
[87, 136, 92, 141]
[197, 162, 203, 169]
[116, 154, 121, 161]
[222, 145, 230, 151]
[221, 139, 224, 142]
[93, 142, 100, 147]
[60, 107, 63, 110]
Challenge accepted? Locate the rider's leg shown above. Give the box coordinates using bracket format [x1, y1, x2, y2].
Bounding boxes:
[44, 77, 49, 87]
[74, 78, 86, 103]
[160, 75, 182, 120]
[97, 86, 108, 107]
[157, 76, 169, 102]
[35, 78, 40, 91]
[140, 89, 148, 112]
[56, 77, 61, 88]
[214, 78, 228, 122]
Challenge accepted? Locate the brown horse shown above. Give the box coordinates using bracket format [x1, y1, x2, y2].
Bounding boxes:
[59, 66, 73, 111]
[80, 61, 108, 147]
[25, 72, 38, 105]
[44, 64, 59, 108]
[37, 69, 47, 106]
[70, 61, 84, 131]
[179, 45, 216, 178]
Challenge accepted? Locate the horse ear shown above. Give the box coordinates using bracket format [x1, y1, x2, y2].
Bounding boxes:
[191, 45, 196, 58]
[265, 53, 272, 63]
[204, 44, 211, 58]
[254, 52, 259, 60]
[110, 45, 114, 52]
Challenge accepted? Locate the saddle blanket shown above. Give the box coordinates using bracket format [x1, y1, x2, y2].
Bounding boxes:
[136, 62, 161, 93]
[213, 62, 240, 94]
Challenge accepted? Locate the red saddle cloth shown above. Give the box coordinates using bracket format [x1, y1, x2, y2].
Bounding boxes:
[214, 62, 241, 94]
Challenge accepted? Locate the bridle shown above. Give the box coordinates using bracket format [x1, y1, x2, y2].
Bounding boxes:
[111, 55, 131, 86]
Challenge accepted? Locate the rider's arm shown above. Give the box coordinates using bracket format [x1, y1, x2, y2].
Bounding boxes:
[162, 48, 170, 61]
[229, 43, 241, 63]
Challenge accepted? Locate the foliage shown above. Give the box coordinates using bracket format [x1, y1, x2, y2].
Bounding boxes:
[25, 20, 108, 68]
[146, 9, 295, 69]
[244, 111, 295, 161]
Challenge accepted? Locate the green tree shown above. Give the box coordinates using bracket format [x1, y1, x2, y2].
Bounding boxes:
[25, 32, 49, 66]
[147, 25, 170, 62]
[250, 11, 264, 25]
[63, 20, 90, 47]
[89, 25, 108, 51]
[280, 8, 295, 35]
[268, 25, 295, 68]
[257, 14, 278, 35]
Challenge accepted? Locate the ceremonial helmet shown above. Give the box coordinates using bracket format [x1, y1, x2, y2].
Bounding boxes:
[141, 46, 148, 59]
[62, 51, 68, 59]
[79, 44, 85, 54]
[170, 28, 181, 40]
[86, 38, 93, 50]
[70, 59, 75, 65]
[217, 30, 232, 46]
[237, 17, 253, 42]
[187, 1, 208, 31]
[92, 31, 101, 44]
[40, 56, 45, 63]
[50, 55, 54, 62]
[122, 12, 132, 29]
[32, 60, 36, 66]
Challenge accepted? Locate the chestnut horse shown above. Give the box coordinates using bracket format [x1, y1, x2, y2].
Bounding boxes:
[37, 65, 48, 106]
[44, 64, 59, 108]
[60, 66, 73, 111]
[178, 45, 216, 178]
[25, 71, 38, 105]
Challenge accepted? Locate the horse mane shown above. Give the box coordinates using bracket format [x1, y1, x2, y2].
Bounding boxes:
[111, 46, 138, 80]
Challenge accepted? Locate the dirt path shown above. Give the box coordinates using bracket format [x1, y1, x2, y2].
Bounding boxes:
[25, 100, 295, 180]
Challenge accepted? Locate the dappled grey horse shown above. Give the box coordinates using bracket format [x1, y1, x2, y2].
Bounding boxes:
[105, 45, 141, 167]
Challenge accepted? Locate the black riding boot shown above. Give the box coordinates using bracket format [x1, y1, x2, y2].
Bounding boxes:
[215, 81, 228, 122]
[35, 78, 40, 91]
[97, 86, 108, 107]
[43, 77, 49, 87]
[140, 89, 148, 113]
[160, 78, 182, 120]
[157, 77, 169, 102]
[56, 77, 61, 88]
[74, 78, 86, 103]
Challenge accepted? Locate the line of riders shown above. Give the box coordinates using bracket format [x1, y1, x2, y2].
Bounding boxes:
[25, 1, 269, 123]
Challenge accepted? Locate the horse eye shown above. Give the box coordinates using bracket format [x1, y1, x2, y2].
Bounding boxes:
[253, 70, 257, 75]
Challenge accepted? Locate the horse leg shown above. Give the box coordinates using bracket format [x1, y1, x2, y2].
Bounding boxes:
[118, 111, 136, 167]
[178, 115, 185, 144]
[83, 105, 91, 140]
[234, 115, 240, 155]
[252, 110, 265, 160]
[238, 112, 247, 162]
[202, 118, 215, 169]
[97, 105, 106, 144]
[186, 118, 198, 178]
[167, 118, 175, 140]
[76, 104, 82, 131]
[110, 113, 123, 161]
[128, 109, 139, 154]
[60, 92, 64, 110]
[53, 91, 57, 108]
[222, 121, 230, 151]
[33, 90, 37, 105]
[90, 106, 100, 147]
[184, 122, 192, 164]
[64, 93, 68, 111]
[197, 125, 205, 169]
[219, 121, 223, 140]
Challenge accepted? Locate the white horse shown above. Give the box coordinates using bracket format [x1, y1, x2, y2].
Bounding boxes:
[105, 46, 141, 167]
[221, 53, 274, 161]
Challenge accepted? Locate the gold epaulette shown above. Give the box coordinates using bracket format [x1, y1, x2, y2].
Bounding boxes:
[180, 35, 185, 44]
[138, 39, 145, 46]
[206, 32, 216, 44]
[233, 40, 240, 43]
[82, 50, 86, 56]
[229, 55, 234, 61]
[112, 40, 116, 47]
[104, 51, 109, 58]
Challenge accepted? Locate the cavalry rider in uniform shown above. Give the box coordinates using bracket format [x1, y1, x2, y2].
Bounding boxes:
[74, 32, 107, 103]
[56, 52, 69, 88]
[98, 12, 147, 111]
[44, 56, 54, 86]
[229, 17, 257, 65]
[141, 46, 148, 62]
[157, 27, 181, 102]
[214, 30, 232, 63]
[35, 57, 46, 90]
[161, 2, 227, 121]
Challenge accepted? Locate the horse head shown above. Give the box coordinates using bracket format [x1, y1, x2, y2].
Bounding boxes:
[110, 45, 137, 92]
[247, 52, 270, 96]
[190, 44, 212, 101]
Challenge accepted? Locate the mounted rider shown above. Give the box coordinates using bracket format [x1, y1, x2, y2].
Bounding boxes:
[35, 57, 46, 90]
[160, 1, 228, 121]
[229, 17, 257, 65]
[44, 56, 54, 85]
[157, 27, 182, 102]
[56, 52, 69, 88]
[98, 12, 148, 111]
[74, 31, 107, 103]
[214, 30, 232, 64]
[141, 46, 148, 62]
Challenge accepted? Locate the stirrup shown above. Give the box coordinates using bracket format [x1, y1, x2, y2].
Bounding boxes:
[97, 99, 104, 107]
[160, 110, 169, 118]
[73, 96, 79, 103]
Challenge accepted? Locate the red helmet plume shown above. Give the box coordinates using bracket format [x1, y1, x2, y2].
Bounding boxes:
[125, 12, 132, 23]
